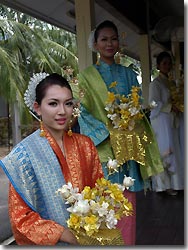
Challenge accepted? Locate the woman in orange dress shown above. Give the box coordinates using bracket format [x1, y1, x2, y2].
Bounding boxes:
[0, 73, 103, 245]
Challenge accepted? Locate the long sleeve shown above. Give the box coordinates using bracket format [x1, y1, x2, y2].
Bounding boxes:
[149, 80, 172, 119]
[9, 183, 65, 245]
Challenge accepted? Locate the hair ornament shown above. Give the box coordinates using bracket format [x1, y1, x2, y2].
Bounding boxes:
[88, 29, 97, 52]
[24, 72, 49, 112]
[72, 106, 81, 118]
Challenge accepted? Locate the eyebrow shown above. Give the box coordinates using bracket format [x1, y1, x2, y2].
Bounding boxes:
[101, 34, 117, 37]
[47, 98, 73, 102]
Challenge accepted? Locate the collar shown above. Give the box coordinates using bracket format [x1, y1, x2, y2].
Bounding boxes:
[97, 60, 116, 70]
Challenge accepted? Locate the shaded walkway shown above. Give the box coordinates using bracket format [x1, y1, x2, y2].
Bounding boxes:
[136, 189, 184, 245]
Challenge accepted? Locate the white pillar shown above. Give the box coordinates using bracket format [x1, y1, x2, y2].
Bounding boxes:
[75, 0, 95, 71]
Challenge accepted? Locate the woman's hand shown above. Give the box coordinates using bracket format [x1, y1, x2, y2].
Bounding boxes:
[59, 228, 79, 245]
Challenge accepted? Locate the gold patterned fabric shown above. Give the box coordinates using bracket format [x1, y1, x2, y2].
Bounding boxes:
[109, 122, 150, 166]
[9, 184, 64, 245]
[72, 228, 124, 245]
[108, 116, 164, 180]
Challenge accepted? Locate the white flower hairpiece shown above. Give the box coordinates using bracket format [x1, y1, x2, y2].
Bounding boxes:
[88, 29, 97, 52]
[24, 72, 49, 112]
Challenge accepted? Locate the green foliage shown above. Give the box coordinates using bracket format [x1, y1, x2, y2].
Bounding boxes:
[0, 4, 78, 125]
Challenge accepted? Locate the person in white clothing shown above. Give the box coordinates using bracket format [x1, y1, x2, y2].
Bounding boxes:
[148, 51, 184, 196]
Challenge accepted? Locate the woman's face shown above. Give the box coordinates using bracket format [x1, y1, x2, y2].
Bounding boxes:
[94, 27, 119, 61]
[34, 85, 73, 136]
[158, 57, 172, 75]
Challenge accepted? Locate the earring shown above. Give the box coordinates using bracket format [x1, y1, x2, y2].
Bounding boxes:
[115, 52, 121, 64]
[40, 120, 45, 137]
[96, 55, 100, 65]
[96, 59, 100, 65]
[67, 119, 73, 136]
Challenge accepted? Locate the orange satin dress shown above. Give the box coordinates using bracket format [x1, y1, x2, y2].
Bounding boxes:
[8, 130, 103, 245]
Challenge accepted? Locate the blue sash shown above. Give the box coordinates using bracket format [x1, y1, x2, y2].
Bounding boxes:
[0, 130, 69, 227]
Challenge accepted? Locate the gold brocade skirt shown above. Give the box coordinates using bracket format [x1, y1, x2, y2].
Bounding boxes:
[109, 121, 150, 166]
[72, 228, 124, 245]
[108, 117, 164, 179]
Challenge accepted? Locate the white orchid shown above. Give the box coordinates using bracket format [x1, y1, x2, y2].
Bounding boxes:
[107, 113, 117, 121]
[117, 184, 126, 192]
[105, 103, 114, 112]
[66, 192, 82, 204]
[67, 199, 90, 215]
[56, 185, 71, 199]
[128, 119, 135, 131]
[123, 175, 135, 189]
[106, 209, 118, 229]
[97, 202, 109, 217]
[56, 182, 80, 204]
[128, 107, 139, 116]
[119, 103, 129, 109]
[72, 107, 82, 117]
[107, 157, 119, 174]
[150, 100, 158, 108]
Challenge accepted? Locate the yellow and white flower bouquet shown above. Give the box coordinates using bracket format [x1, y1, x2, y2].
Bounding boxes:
[56, 177, 133, 245]
[105, 82, 143, 131]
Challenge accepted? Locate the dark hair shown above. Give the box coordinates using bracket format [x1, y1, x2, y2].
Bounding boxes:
[94, 20, 119, 42]
[35, 73, 72, 105]
[156, 51, 172, 66]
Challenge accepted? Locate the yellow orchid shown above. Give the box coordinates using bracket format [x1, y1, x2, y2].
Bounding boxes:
[106, 91, 116, 103]
[109, 81, 118, 88]
[67, 214, 81, 229]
